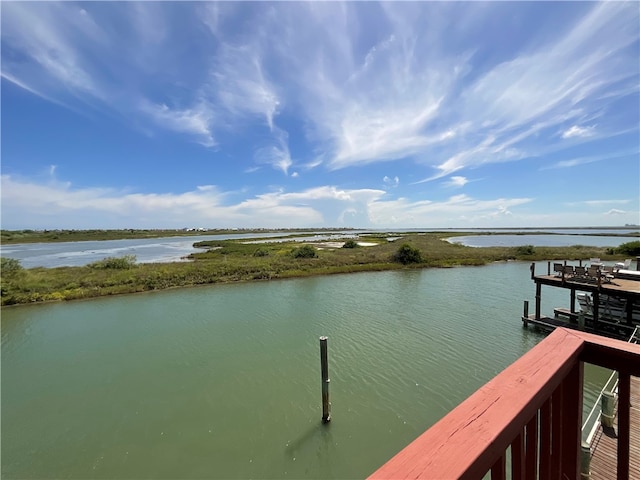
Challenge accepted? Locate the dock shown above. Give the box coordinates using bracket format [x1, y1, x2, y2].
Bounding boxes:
[522, 259, 640, 341]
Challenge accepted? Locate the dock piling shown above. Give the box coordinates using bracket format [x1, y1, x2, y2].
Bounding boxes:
[600, 391, 615, 428]
[319, 336, 331, 423]
[523, 301, 529, 327]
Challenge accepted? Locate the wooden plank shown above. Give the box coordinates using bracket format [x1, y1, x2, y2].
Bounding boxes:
[554, 307, 578, 321]
[589, 375, 640, 480]
[367, 329, 584, 479]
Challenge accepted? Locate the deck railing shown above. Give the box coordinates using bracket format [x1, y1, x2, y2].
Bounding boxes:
[582, 326, 639, 446]
[368, 328, 640, 480]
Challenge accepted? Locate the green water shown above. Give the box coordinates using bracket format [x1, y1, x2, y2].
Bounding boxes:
[1, 262, 610, 479]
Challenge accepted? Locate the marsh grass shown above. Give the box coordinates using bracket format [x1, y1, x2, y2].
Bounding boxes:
[1, 233, 625, 306]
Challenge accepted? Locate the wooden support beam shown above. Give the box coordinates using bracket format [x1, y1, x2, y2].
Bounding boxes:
[539, 399, 552, 479]
[511, 431, 525, 480]
[525, 412, 538, 479]
[617, 372, 631, 480]
[560, 362, 583, 480]
[490, 453, 506, 480]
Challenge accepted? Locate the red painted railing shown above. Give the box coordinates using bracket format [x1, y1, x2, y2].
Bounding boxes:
[368, 328, 640, 480]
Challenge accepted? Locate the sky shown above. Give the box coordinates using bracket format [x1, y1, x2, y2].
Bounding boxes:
[1, 1, 639, 230]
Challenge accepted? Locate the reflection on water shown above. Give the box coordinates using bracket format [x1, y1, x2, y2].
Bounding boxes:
[0, 262, 611, 478]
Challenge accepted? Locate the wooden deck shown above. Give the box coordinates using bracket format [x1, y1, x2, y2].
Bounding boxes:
[522, 314, 635, 341]
[526, 263, 640, 339]
[589, 375, 640, 479]
[534, 274, 640, 297]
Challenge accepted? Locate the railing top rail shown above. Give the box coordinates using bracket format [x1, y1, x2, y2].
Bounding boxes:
[368, 328, 640, 479]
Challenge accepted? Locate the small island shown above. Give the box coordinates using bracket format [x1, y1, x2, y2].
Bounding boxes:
[2, 230, 639, 306]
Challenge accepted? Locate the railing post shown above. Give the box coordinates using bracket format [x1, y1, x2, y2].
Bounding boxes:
[617, 372, 630, 480]
[600, 391, 615, 428]
[539, 399, 552, 479]
[581, 442, 591, 479]
[550, 385, 563, 478]
[490, 453, 506, 480]
[560, 361, 583, 480]
[525, 412, 539, 479]
[511, 431, 525, 480]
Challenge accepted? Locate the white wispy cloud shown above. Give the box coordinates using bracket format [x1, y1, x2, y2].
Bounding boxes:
[383, 176, 400, 188]
[2, 1, 638, 198]
[562, 125, 596, 139]
[368, 194, 533, 226]
[2, 174, 552, 229]
[566, 199, 631, 207]
[139, 100, 216, 147]
[1, 2, 105, 99]
[605, 209, 626, 215]
[442, 176, 469, 188]
[254, 127, 292, 175]
[545, 150, 638, 169]
[210, 43, 281, 131]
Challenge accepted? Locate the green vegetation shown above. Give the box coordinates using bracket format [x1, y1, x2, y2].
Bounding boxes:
[292, 244, 318, 258]
[515, 245, 535, 256]
[393, 244, 423, 264]
[88, 255, 137, 269]
[1, 232, 633, 306]
[1, 257, 24, 274]
[342, 239, 359, 249]
[615, 240, 640, 256]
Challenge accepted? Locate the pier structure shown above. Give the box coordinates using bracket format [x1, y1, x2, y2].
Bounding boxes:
[522, 259, 640, 340]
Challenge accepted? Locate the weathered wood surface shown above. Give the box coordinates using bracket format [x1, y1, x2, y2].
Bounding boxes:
[589, 375, 640, 480]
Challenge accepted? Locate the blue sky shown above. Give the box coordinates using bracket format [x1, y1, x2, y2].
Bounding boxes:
[2, 1, 639, 229]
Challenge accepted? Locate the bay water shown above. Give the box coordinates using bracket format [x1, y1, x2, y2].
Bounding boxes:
[1, 262, 610, 478]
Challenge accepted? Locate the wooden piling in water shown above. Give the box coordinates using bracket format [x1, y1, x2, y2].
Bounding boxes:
[320, 336, 331, 423]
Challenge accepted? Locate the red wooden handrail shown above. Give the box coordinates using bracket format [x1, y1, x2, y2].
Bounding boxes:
[368, 328, 640, 480]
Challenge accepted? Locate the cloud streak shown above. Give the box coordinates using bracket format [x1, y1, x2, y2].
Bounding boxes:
[2, 174, 551, 229]
[2, 2, 638, 176]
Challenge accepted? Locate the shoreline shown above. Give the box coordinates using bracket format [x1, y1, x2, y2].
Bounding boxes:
[3, 232, 635, 307]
